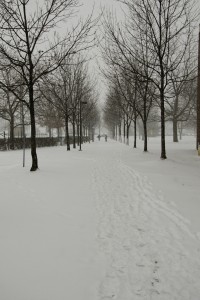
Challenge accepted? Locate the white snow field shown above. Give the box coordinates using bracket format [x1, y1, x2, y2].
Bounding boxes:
[0, 136, 200, 300]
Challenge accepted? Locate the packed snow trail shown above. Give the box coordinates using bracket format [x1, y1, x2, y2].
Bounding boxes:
[92, 140, 200, 300]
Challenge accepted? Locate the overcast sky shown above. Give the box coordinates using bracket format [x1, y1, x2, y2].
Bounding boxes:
[78, 0, 121, 103]
[82, 0, 119, 16]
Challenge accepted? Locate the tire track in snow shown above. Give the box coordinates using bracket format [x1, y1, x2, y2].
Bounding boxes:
[92, 148, 200, 300]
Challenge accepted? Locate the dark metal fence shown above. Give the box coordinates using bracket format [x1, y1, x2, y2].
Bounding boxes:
[0, 136, 90, 151]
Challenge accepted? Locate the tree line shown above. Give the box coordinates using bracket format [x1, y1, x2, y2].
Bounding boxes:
[101, 0, 198, 157]
[0, 0, 100, 171]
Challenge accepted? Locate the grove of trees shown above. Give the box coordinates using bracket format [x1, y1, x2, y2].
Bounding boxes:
[101, 0, 198, 158]
[0, 0, 99, 170]
[0, 0, 199, 170]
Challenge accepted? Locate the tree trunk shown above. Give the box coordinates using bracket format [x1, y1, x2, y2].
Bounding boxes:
[197, 29, 200, 149]
[134, 77, 137, 148]
[65, 115, 70, 151]
[112, 125, 115, 139]
[143, 119, 148, 152]
[160, 80, 167, 159]
[72, 123, 76, 148]
[126, 123, 129, 146]
[9, 116, 15, 150]
[92, 127, 94, 142]
[72, 116, 76, 148]
[119, 122, 122, 142]
[77, 123, 80, 146]
[173, 118, 178, 142]
[173, 93, 179, 142]
[143, 89, 148, 152]
[29, 87, 38, 171]
[134, 116, 137, 148]
[123, 118, 126, 144]
[143, 99, 148, 151]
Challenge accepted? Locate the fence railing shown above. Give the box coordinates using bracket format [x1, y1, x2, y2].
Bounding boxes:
[0, 136, 90, 151]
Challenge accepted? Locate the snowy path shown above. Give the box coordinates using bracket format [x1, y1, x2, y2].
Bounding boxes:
[91, 141, 200, 300]
[0, 139, 200, 300]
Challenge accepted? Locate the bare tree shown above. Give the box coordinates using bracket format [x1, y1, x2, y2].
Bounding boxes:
[0, 0, 95, 170]
[0, 90, 19, 149]
[166, 75, 196, 142]
[36, 99, 64, 138]
[40, 57, 86, 149]
[164, 36, 197, 142]
[113, 74, 135, 145]
[0, 68, 26, 149]
[103, 86, 124, 141]
[102, 0, 197, 158]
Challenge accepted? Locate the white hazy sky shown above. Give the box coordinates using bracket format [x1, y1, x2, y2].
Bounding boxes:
[79, 0, 122, 103]
[81, 0, 120, 15]
[56, 0, 122, 103]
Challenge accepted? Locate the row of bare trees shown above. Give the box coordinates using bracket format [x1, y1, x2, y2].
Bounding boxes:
[38, 55, 99, 150]
[101, 0, 198, 158]
[0, 0, 99, 171]
[0, 58, 100, 152]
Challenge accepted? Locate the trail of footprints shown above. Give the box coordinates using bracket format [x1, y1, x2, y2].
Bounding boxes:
[92, 154, 200, 300]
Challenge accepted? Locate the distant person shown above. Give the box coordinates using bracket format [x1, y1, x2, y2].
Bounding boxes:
[97, 134, 101, 141]
[105, 134, 107, 142]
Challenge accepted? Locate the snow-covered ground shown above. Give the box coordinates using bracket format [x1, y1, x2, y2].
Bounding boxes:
[0, 136, 200, 300]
